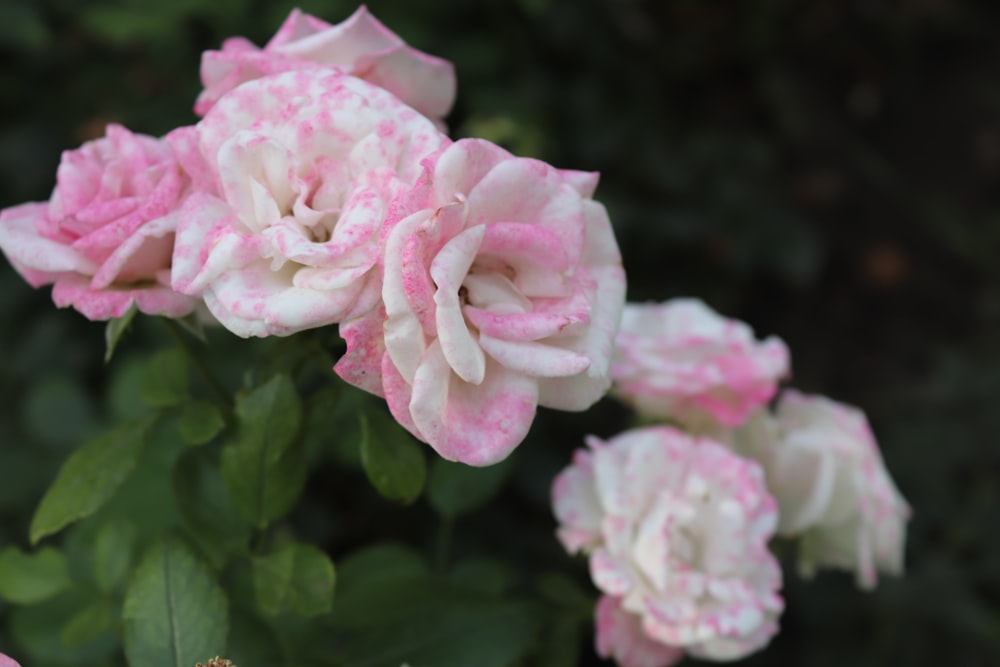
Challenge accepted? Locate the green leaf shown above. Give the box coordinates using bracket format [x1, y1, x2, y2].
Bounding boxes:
[122, 536, 228, 667]
[140, 348, 189, 407]
[449, 557, 518, 597]
[340, 596, 544, 667]
[173, 449, 252, 563]
[31, 420, 151, 544]
[221, 441, 306, 530]
[60, 600, 114, 648]
[221, 375, 306, 529]
[93, 519, 136, 594]
[104, 303, 137, 363]
[336, 543, 430, 597]
[9, 591, 119, 664]
[235, 374, 303, 453]
[252, 543, 336, 617]
[427, 456, 514, 519]
[0, 547, 71, 604]
[360, 410, 426, 504]
[179, 400, 225, 445]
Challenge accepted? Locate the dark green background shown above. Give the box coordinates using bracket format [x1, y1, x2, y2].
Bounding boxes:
[1, 0, 998, 665]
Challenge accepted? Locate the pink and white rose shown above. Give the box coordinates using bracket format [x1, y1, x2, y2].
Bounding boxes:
[730, 391, 910, 589]
[612, 298, 790, 430]
[169, 70, 449, 337]
[195, 6, 456, 126]
[0, 124, 195, 320]
[552, 426, 783, 661]
[596, 595, 683, 667]
[335, 138, 626, 466]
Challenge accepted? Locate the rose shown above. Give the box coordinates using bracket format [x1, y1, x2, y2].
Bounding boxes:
[168, 70, 449, 337]
[0, 654, 20, 667]
[335, 138, 626, 465]
[552, 426, 783, 661]
[0, 124, 195, 320]
[194, 6, 456, 127]
[730, 391, 910, 589]
[596, 596, 683, 667]
[611, 298, 789, 430]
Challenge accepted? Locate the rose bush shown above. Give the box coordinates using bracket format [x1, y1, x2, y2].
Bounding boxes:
[611, 299, 790, 430]
[336, 138, 626, 465]
[195, 6, 456, 126]
[552, 426, 784, 661]
[0, 124, 196, 320]
[730, 391, 910, 589]
[168, 70, 449, 337]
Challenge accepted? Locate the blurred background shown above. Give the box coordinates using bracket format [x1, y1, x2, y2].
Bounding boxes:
[1, 0, 999, 665]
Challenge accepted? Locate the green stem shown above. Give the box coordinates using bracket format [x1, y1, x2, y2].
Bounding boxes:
[163, 318, 233, 408]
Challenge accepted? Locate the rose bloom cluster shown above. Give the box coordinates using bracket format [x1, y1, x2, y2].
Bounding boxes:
[0, 6, 624, 469]
[0, 7, 909, 667]
[553, 298, 910, 665]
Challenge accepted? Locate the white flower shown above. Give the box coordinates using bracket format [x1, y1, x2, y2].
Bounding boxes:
[552, 426, 783, 661]
[730, 391, 910, 589]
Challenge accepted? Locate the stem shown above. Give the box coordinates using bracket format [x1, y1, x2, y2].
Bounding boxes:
[434, 516, 454, 574]
[163, 318, 233, 408]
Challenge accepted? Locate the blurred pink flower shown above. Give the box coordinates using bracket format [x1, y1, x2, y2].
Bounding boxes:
[169, 70, 448, 337]
[336, 138, 626, 465]
[612, 298, 789, 429]
[730, 391, 910, 589]
[0, 124, 195, 320]
[0, 653, 20, 667]
[553, 426, 783, 661]
[195, 6, 456, 127]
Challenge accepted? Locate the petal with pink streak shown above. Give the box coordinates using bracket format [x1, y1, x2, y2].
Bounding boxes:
[0, 203, 96, 277]
[464, 305, 587, 342]
[408, 340, 538, 466]
[430, 225, 486, 384]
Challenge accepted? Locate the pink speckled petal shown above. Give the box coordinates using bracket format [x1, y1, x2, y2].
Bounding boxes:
[359, 46, 456, 120]
[595, 596, 684, 667]
[383, 210, 435, 382]
[52, 274, 192, 320]
[381, 350, 422, 439]
[409, 340, 538, 466]
[430, 139, 511, 207]
[170, 193, 255, 295]
[551, 449, 603, 553]
[335, 306, 388, 397]
[91, 213, 176, 289]
[538, 265, 625, 411]
[590, 548, 633, 597]
[203, 261, 375, 337]
[478, 335, 590, 377]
